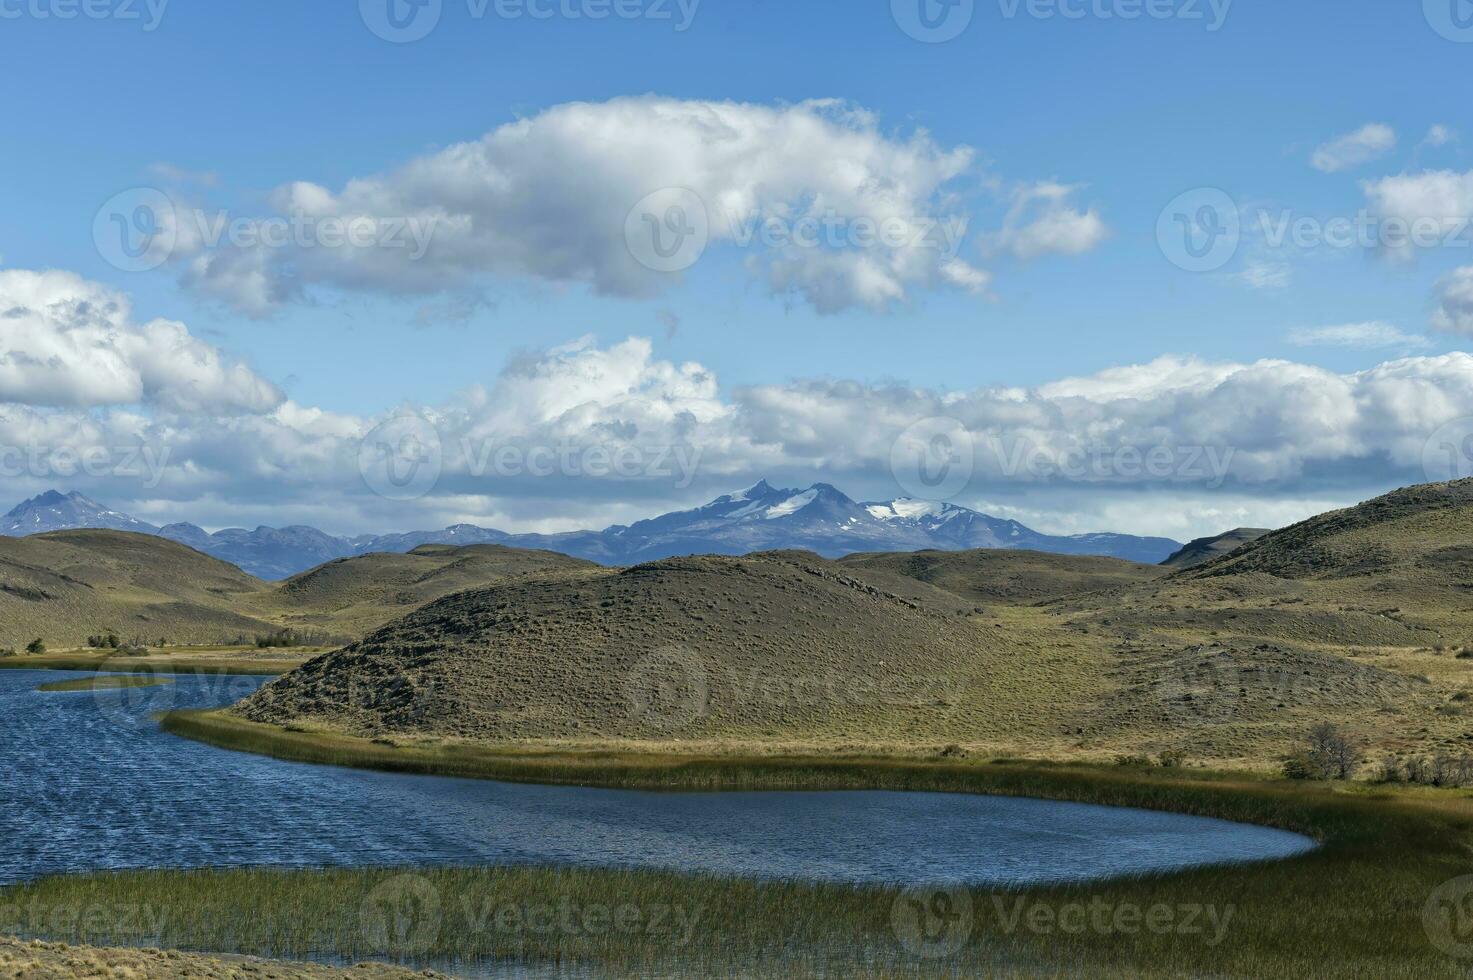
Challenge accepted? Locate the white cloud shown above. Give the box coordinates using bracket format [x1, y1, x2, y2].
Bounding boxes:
[1237, 258, 1291, 290]
[6, 269, 1473, 542]
[1288, 322, 1432, 350]
[983, 182, 1110, 260]
[1432, 266, 1473, 336]
[1312, 123, 1397, 173]
[168, 97, 996, 316]
[0, 269, 282, 413]
[1361, 169, 1473, 257]
[1422, 125, 1456, 150]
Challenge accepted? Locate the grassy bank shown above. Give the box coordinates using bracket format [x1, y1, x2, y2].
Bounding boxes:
[20, 710, 1451, 977]
[0, 650, 308, 676]
[36, 675, 174, 693]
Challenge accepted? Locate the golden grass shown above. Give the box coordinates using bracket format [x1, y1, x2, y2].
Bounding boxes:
[0, 649, 309, 676]
[10, 741, 1473, 978]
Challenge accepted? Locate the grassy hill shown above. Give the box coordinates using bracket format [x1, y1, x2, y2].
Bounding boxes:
[0, 532, 597, 649]
[231, 480, 1473, 768]
[237, 551, 1095, 749]
[1160, 528, 1271, 569]
[838, 548, 1167, 605]
[252, 544, 596, 637]
[0, 530, 276, 648]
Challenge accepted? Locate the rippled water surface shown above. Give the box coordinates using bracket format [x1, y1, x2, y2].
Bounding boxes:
[0, 670, 1314, 887]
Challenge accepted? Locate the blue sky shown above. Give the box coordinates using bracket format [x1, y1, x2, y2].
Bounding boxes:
[1, 1, 1472, 538]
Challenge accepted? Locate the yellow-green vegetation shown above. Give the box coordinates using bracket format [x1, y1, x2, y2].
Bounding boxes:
[37, 674, 174, 693]
[0, 938, 449, 979]
[0, 530, 593, 651]
[224, 482, 1473, 769]
[4, 759, 1470, 978]
[838, 547, 1169, 604]
[0, 648, 312, 676]
[236, 551, 1085, 747]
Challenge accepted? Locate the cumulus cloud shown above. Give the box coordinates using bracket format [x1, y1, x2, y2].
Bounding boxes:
[1361, 169, 1473, 257]
[165, 97, 998, 316]
[983, 182, 1109, 260]
[7, 268, 1473, 541]
[1288, 322, 1432, 350]
[1432, 266, 1473, 336]
[0, 269, 282, 413]
[1312, 123, 1397, 173]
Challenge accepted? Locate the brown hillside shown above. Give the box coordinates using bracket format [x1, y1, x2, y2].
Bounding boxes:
[236, 552, 1058, 744]
[839, 548, 1166, 605]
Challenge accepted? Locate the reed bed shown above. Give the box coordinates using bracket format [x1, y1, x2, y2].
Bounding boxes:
[7, 722, 1473, 977]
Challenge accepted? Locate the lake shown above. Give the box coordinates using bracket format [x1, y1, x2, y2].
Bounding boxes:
[0, 670, 1314, 888]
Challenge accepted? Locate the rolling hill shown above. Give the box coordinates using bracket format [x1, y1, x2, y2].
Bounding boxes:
[237, 551, 1086, 747]
[0, 532, 597, 649]
[233, 479, 1473, 768]
[1160, 528, 1272, 569]
[838, 548, 1168, 605]
[0, 530, 276, 648]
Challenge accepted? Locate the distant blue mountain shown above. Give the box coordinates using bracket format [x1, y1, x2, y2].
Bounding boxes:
[1, 485, 1183, 579]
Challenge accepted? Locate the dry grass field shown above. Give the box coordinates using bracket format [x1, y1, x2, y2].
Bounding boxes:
[231, 479, 1473, 770]
[0, 533, 593, 650]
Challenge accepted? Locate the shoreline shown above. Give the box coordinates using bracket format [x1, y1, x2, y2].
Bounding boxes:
[3, 707, 1465, 977]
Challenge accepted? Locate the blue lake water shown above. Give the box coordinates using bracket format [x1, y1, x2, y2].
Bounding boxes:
[0, 670, 1314, 888]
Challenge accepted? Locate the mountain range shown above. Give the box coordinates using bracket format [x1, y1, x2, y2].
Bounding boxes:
[0, 485, 1183, 579]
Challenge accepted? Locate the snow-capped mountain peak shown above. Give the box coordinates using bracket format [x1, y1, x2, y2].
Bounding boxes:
[2, 490, 159, 536]
[0, 484, 1184, 578]
[866, 498, 952, 522]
